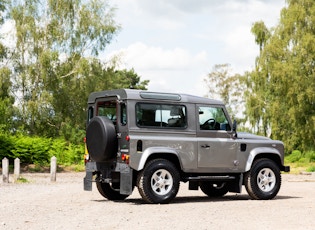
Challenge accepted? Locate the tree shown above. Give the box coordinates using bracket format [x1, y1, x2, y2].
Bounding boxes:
[3, 0, 148, 140]
[0, 1, 15, 131]
[204, 64, 245, 119]
[6, 0, 120, 136]
[245, 0, 315, 152]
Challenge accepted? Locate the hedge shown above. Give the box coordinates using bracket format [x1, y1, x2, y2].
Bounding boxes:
[0, 134, 84, 166]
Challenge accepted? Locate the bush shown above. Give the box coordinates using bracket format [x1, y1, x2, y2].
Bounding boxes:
[11, 136, 51, 165]
[0, 134, 84, 166]
[305, 151, 315, 162]
[0, 134, 14, 161]
[306, 165, 315, 172]
[286, 150, 302, 163]
[49, 138, 84, 165]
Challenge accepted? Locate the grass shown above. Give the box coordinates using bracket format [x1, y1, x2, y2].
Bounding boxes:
[284, 150, 315, 174]
[16, 177, 29, 183]
[284, 162, 315, 174]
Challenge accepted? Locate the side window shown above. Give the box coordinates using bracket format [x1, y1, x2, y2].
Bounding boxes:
[136, 103, 186, 128]
[199, 106, 231, 131]
[121, 103, 127, 125]
[87, 106, 93, 122]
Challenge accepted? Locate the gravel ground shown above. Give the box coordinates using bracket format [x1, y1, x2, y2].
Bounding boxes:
[0, 172, 315, 230]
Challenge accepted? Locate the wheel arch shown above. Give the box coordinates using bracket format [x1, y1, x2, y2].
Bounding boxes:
[136, 147, 182, 172]
[245, 147, 283, 172]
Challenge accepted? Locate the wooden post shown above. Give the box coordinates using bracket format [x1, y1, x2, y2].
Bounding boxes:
[2, 157, 9, 183]
[50, 156, 57, 182]
[14, 158, 20, 181]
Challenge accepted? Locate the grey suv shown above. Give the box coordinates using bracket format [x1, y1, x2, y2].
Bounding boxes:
[84, 89, 290, 204]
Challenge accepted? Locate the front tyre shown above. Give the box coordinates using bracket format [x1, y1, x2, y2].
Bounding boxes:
[137, 159, 180, 204]
[244, 158, 281, 200]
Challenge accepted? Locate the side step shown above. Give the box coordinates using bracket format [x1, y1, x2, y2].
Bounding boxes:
[184, 175, 236, 182]
[186, 174, 243, 193]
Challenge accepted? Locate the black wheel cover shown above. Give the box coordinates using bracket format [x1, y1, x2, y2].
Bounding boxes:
[86, 116, 117, 162]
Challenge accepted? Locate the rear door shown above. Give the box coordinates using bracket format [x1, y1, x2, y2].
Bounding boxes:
[94, 98, 129, 153]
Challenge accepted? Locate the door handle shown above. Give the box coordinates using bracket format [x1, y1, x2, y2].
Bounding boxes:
[201, 144, 210, 149]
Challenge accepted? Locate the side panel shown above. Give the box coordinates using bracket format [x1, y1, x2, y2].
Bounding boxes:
[129, 132, 198, 171]
[236, 141, 284, 172]
[198, 137, 239, 172]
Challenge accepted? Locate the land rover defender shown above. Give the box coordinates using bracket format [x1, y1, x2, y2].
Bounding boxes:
[84, 89, 290, 204]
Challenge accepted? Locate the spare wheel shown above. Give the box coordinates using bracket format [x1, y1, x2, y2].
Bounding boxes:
[86, 116, 118, 162]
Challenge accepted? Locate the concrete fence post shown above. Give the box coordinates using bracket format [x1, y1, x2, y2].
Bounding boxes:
[2, 157, 9, 183]
[14, 158, 20, 181]
[50, 156, 57, 182]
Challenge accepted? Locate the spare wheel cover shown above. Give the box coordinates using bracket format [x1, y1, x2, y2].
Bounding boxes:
[86, 116, 117, 161]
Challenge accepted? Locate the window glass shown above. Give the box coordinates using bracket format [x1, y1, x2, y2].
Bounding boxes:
[87, 107, 93, 122]
[121, 103, 127, 125]
[136, 103, 186, 128]
[97, 101, 117, 122]
[199, 106, 230, 131]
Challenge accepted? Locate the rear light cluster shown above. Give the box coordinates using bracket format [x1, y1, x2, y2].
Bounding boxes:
[121, 135, 130, 164]
[121, 154, 130, 164]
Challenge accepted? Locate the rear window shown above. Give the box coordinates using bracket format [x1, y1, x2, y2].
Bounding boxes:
[97, 101, 117, 122]
[136, 103, 186, 128]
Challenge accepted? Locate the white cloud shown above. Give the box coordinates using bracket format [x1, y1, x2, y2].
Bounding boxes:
[106, 42, 210, 95]
[106, 0, 286, 96]
[0, 19, 16, 49]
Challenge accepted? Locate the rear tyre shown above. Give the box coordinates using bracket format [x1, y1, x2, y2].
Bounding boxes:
[137, 159, 180, 204]
[200, 182, 229, 197]
[96, 182, 129, 201]
[244, 158, 281, 200]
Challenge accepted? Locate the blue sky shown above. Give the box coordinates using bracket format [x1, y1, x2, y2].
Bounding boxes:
[105, 0, 286, 97]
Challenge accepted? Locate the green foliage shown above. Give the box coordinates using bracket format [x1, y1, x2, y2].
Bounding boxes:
[0, 0, 149, 140]
[306, 165, 315, 172]
[49, 138, 84, 165]
[16, 177, 29, 183]
[245, 0, 315, 152]
[305, 151, 315, 162]
[0, 134, 84, 166]
[286, 150, 315, 164]
[0, 133, 15, 160]
[204, 64, 245, 119]
[11, 136, 51, 165]
[285, 150, 302, 163]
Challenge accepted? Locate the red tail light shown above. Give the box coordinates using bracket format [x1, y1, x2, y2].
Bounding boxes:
[121, 154, 130, 164]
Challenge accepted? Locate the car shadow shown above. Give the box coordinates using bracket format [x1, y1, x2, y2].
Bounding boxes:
[92, 194, 300, 205]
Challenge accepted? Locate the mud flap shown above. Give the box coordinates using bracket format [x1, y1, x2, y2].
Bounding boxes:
[84, 172, 93, 191]
[120, 164, 133, 195]
[227, 174, 243, 193]
[84, 162, 97, 191]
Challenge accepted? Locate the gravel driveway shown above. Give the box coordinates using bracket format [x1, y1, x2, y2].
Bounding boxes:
[1, 172, 314, 230]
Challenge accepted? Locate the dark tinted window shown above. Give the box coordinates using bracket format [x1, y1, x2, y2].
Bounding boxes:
[136, 103, 186, 128]
[97, 101, 117, 122]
